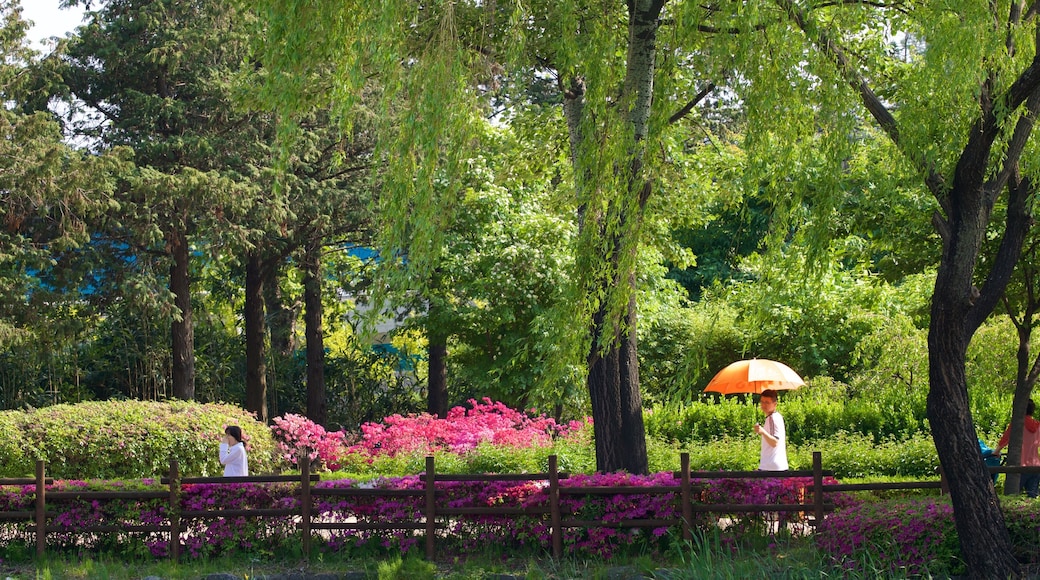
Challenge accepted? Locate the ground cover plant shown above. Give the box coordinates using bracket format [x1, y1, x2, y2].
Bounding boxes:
[0, 470, 833, 562]
[816, 495, 1040, 577]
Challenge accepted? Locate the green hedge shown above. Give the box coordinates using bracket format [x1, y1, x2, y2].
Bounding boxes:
[0, 400, 285, 478]
[672, 432, 940, 479]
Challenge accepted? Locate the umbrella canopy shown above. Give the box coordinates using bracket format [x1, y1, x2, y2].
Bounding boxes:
[703, 359, 805, 395]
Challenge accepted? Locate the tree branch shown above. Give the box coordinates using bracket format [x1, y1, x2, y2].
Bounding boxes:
[667, 83, 716, 124]
[773, 0, 949, 199]
[968, 169, 1035, 332]
[990, 88, 1040, 198]
[1026, 1, 1038, 20]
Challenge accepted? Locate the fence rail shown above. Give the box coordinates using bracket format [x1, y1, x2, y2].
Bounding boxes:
[3, 451, 1032, 561]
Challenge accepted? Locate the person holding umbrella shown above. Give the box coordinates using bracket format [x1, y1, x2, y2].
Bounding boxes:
[704, 359, 801, 472]
[754, 389, 788, 471]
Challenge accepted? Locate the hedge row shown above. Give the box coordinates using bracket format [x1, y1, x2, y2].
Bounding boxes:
[0, 400, 284, 478]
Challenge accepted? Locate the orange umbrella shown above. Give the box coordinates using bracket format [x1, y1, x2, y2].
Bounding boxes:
[703, 359, 805, 395]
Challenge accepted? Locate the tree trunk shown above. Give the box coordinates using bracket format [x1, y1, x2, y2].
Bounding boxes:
[427, 297, 449, 418]
[428, 338, 448, 418]
[588, 286, 647, 474]
[303, 243, 327, 425]
[263, 256, 297, 420]
[922, 171, 1033, 577]
[168, 228, 195, 400]
[244, 252, 268, 422]
[928, 301, 1019, 577]
[1002, 323, 1031, 495]
[1002, 266, 1040, 496]
[562, 0, 661, 475]
[264, 257, 297, 358]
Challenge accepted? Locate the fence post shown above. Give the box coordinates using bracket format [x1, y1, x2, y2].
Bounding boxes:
[549, 455, 561, 559]
[681, 452, 692, 542]
[812, 451, 824, 528]
[169, 459, 180, 561]
[425, 456, 436, 560]
[35, 460, 45, 558]
[301, 455, 312, 559]
[939, 465, 949, 495]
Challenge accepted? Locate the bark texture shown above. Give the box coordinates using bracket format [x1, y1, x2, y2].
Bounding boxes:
[169, 228, 195, 400]
[564, 0, 663, 475]
[303, 243, 327, 426]
[244, 252, 268, 422]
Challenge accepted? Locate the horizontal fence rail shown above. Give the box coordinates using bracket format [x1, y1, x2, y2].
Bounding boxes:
[1, 452, 1032, 561]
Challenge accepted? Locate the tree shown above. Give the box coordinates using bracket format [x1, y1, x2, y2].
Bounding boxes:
[251, 0, 730, 474]
[61, 0, 263, 400]
[767, 2, 1040, 576]
[996, 230, 1040, 495]
[0, 1, 130, 405]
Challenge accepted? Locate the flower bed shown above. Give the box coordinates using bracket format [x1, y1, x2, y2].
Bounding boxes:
[815, 496, 1040, 576]
[0, 472, 832, 562]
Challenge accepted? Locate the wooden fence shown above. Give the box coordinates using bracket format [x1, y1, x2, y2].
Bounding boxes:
[2, 452, 1032, 561]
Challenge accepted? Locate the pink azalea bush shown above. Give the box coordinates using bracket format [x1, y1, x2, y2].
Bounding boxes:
[349, 398, 586, 458]
[270, 399, 588, 474]
[815, 498, 962, 576]
[0, 471, 852, 561]
[270, 414, 347, 471]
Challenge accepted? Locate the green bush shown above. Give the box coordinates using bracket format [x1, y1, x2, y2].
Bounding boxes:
[801, 432, 939, 479]
[681, 436, 760, 471]
[5, 400, 286, 478]
[0, 410, 26, 478]
[670, 432, 939, 478]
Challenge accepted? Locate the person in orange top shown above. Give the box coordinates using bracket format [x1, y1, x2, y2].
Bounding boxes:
[994, 399, 1040, 498]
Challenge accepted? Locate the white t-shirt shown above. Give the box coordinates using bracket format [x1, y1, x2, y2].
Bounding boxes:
[759, 412, 788, 471]
[219, 442, 249, 476]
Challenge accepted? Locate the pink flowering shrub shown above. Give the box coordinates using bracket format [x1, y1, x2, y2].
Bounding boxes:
[349, 398, 585, 458]
[270, 414, 347, 471]
[270, 400, 587, 476]
[817, 497, 1040, 575]
[816, 498, 961, 576]
[18, 470, 1030, 571]
[0, 469, 858, 562]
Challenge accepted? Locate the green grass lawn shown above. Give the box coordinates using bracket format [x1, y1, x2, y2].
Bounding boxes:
[0, 532, 928, 580]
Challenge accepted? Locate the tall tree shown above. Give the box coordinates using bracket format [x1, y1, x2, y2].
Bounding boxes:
[765, 1, 1040, 576]
[251, 0, 729, 474]
[61, 0, 260, 400]
[0, 1, 129, 405]
[996, 231, 1040, 496]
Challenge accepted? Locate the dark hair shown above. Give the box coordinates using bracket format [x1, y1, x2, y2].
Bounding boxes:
[760, 389, 779, 401]
[1028, 400, 1036, 417]
[225, 425, 243, 443]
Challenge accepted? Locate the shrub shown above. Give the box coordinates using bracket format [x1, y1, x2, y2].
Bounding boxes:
[0, 410, 26, 478]
[347, 398, 583, 460]
[5, 400, 284, 478]
[270, 413, 347, 471]
[1003, 498, 1040, 568]
[815, 498, 962, 576]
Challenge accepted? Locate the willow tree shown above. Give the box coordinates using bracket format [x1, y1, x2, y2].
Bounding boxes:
[740, 1, 1039, 577]
[251, 0, 733, 473]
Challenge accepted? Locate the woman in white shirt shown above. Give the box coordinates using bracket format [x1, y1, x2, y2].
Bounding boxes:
[219, 425, 249, 476]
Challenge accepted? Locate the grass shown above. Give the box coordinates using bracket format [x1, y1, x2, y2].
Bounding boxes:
[0, 542, 812, 579]
[0, 533, 895, 580]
